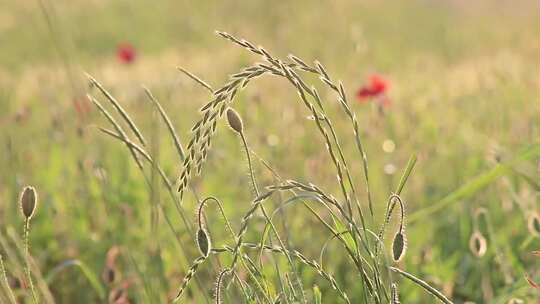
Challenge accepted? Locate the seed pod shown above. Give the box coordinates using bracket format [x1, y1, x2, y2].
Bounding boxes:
[226, 108, 243, 134]
[392, 231, 407, 262]
[527, 212, 540, 237]
[469, 231, 487, 258]
[20, 186, 37, 219]
[101, 266, 116, 285]
[196, 228, 211, 257]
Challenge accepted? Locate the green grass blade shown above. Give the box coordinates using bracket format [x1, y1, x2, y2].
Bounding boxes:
[313, 285, 322, 304]
[331, 215, 356, 253]
[45, 259, 105, 300]
[409, 142, 540, 223]
[396, 154, 417, 195]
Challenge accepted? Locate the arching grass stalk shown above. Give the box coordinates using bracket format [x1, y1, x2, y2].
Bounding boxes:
[90, 98, 193, 236]
[90, 96, 213, 302]
[182, 33, 372, 257]
[216, 31, 374, 238]
[98, 125, 210, 278]
[173, 196, 271, 303]
[232, 186, 377, 301]
[177, 62, 272, 200]
[211, 243, 351, 304]
[177, 66, 214, 94]
[143, 87, 186, 162]
[87, 74, 146, 147]
[250, 150, 376, 302]
[175, 37, 378, 301]
[212, 34, 384, 300]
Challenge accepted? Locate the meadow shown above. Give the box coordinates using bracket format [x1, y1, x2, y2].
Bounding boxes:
[1, 0, 540, 303]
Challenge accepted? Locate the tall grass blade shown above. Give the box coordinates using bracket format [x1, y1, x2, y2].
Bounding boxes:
[45, 259, 105, 300]
[409, 142, 540, 223]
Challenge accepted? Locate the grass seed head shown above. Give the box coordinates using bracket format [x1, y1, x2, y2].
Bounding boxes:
[196, 228, 211, 257]
[226, 108, 243, 134]
[20, 186, 37, 219]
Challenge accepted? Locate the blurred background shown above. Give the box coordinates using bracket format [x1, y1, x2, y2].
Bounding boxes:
[1, 0, 539, 303]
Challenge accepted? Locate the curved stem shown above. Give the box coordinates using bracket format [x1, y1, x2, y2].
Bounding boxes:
[240, 132, 260, 196]
[199, 197, 236, 242]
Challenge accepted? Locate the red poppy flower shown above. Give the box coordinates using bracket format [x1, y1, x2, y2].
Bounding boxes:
[356, 73, 392, 109]
[356, 73, 388, 101]
[116, 43, 136, 64]
[368, 73, 387, 95]
[357, 87, 375, 99]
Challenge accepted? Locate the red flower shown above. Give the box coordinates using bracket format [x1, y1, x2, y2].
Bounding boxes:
[116, 43, 136, 64]
[357, 87, 375, 99]
[356, 73, 389, 102]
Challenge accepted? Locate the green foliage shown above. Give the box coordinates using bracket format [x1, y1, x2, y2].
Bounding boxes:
[1, 1, 540, 303]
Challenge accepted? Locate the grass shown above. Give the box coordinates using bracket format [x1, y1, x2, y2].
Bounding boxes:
[1, 0, 540, 303]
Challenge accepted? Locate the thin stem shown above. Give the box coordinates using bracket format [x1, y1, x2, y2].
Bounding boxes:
[97, 127, 211, 303]
[87, 74, 147, 146]
[0, 254, 16, 304]
[212, 243, 351, 304]
[24, 219, 38, 303]
[239, 131, 307, 303]
[143, 87, 186, 161]
[240, 132, 260, 196]
[251, 150, 375, 300]
[195, 198, 271, 302]
[390, 267, 453, 304]
[199, 197, 236, 242]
